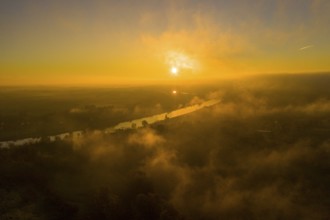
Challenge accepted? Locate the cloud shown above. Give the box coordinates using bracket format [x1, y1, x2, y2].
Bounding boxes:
[2, 74, 330, 219]
[128, 128, 165, 148]
[300, 45, 314, 50]
[140, 11, 254, 75]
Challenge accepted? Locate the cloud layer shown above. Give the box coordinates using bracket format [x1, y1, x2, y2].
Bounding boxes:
[1, 74, 329, 219]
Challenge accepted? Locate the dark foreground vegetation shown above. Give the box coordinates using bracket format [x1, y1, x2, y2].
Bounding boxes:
[1, 73, 330, 219]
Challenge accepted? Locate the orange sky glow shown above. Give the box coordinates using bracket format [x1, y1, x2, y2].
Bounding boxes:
[1, 0, 330, 85]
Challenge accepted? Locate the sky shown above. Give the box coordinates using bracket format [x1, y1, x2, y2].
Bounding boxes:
[1, 0, 330, 85]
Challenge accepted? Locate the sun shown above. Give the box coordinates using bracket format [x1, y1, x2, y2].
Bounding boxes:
[172, 90, 177, 95]
[170, 66, 178, 76]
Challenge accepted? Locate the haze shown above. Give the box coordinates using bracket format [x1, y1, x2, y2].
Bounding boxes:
[1, 0, 330, 85]
[0, 1, 330, 220]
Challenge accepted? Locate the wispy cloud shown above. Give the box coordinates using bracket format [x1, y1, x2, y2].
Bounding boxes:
[299, 45, 314, 51]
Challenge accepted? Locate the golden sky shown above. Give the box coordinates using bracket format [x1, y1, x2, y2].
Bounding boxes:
[1, 0, 330, 85]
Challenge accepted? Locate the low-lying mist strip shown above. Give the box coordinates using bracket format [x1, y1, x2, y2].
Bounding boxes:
[0, 99, 220, 148]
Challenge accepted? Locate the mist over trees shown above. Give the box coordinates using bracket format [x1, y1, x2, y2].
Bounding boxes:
[0, 74, 330, 220]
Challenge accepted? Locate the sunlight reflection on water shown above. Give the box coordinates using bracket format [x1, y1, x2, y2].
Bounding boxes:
[0, 99, 220, 148]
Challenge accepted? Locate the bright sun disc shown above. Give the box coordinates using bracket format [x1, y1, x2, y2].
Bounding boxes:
[171, 66, 178, 75]
[172, 90, 177, 94]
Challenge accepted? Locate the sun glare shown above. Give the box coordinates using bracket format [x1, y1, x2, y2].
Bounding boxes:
[171, 66, 178, 76]
[172, 90, 177, 94]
